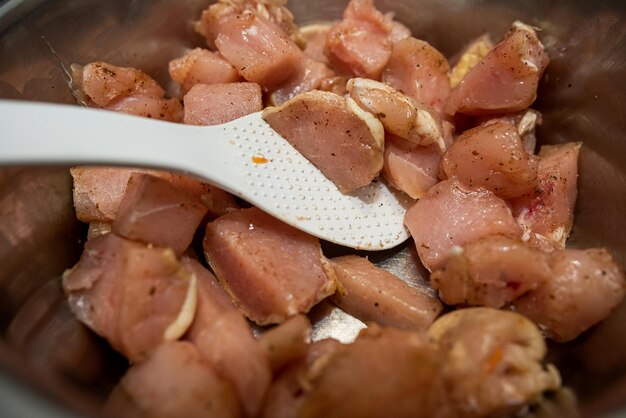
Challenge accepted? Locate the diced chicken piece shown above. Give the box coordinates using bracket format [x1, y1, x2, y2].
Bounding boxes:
[262, 338, 343, 418]
[203, 207, 336, 325]
[301, 23, 332, 65]
[168, 48, 240, 94]
[449, 35, 494, 89]
[183, 82, 263, 126]
[512, 142, 581, 250]
[206, 10, 303, 89]
[319, 76, 349, 96]
[196, 0, 302, 49]
[71, 62, 181, 122]
[431, 236, 552, 308]
[347, 78, 446, 150]
[404, 179, 522, 271]
[70, 166, 161, 223]
[383, 136, 441, 199]
[446, 21, 550, 116]
[62, 234, 197, 362]
[428, 308, 561, 418]
[387, 18, 412, 43]
[183, 258, 270, 417]
[330, 255, 442, 330]
[286, 326, 453, 418]
[104, 341, 241, 418]
[111, 173, 208, 254]
[439, 120, 539, 199]
[263, 90, 384, 193]
[513, 248, 626, 342]
[325, 0, 395, 80]
[87, 222, 111, 240]
[382, 37, 451, 116]
[269, 59, 335, 106]
[71, 167, 237, 223]
[476, 109, 542, 155]
[6, 279, 115, 386]
[166, 173, 239, 219]
[259, 314, 312, 373]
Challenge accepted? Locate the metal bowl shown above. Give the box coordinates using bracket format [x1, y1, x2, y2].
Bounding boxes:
[1, 0, 625, 416]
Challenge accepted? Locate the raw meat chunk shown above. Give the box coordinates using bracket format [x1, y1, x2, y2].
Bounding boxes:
[183, 82, 262, 126]
[259, 314, 312, 373]
[168, 48, 240, 94]
[269, 59, 335, 106]
[383, 137, 441, 199]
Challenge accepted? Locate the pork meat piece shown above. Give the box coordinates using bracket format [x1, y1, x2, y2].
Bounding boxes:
[475, 109, 542, 155]
[62, 234, 197, 362]
[513, 248, 626, 342]
[183, 258, 270, 417]
[269, 58, 335, 106]
[203, 207, 336, 325]
[196, 0, 301, 49]
[289, 326, 453, 418]
[71, 62, 181, 122]
[383, 136, 441, 199]
[207, 10, 303, 89]
[71, 167, 237, 223]
[301, 23, 332, 65]
[512, 142, 581, 250]
[112, 173, 208, 254]
[168, 48, 240, 94]
[429, 308, 561, 418]
[347, 77, 447, 150]
[70, 167, 162, 223]
[261, 338, 343, 418]
[183, 82, 263, 126]
[431, 236, 552, 308]
[382, 37, 451, 116]
[404, 178, 522, 271]
[263, 90, 384, 193]
[446, 21, 550, 116]
[259, 314, 312, 374]
[104, 341, 241, 418]
[439, 119, 539, 199]
[325, 0, 395, 80]
[330, 255, 442, 330]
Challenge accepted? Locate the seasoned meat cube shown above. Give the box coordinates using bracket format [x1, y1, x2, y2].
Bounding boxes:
[183, 82, 263, 126]
[169, 48, 240, 94]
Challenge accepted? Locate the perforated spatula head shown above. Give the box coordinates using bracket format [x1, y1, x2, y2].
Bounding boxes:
[0, 100, 413, 250]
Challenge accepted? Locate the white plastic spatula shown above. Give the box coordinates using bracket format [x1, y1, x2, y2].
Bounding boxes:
[0, 100, 413, 250]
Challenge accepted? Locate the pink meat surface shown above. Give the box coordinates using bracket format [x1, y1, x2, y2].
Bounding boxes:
[212, 11, 303, 89]
[169, 48, 240, 94]
[263, 90, 384, 193]
[203, 207, 336, 325]
[259, 314, 312, 374]
[383, 137, 441, 199]
[512, 142, 581, 250]
[382, 37, 451, 116]
[269, 58, 335, 106]
[62, 234, 195, 362]
[262, 338, 343, 418]
[330, 255, 442, 330]
[439, 120, 539, 200]
[404, 179, 522, 271]
[431, 236, 552, 308]
[183, 82, 262, 126]
[446, 22, 550, 116]
[70, 166, 161, 223]
[325, 0, 395, 80]
[301, 23, 332, 64]
[71, 167, 237, 223]
[72, 61, 182, 122]
[293, 326, 452, 418]
[183, 258, 270, 418]
[428, 308, 560, 418]
[112, 173, 208, 254]
[104, 341, 241, 418]
[513, 248, 626, 342]
[474, 109, 542, 155]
